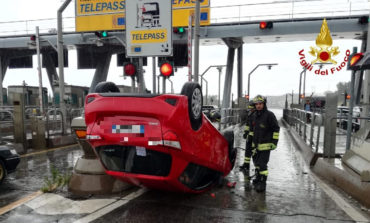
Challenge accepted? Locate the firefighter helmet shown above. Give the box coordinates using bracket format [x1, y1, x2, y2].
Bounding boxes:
[253, 95, 266, 104]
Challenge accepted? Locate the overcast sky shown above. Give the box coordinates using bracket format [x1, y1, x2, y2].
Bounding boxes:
[0, 0, 368, 99]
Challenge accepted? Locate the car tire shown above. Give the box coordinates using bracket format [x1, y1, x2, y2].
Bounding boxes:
[181, 82, 203, 131]
[0, 160, 6, 184]
[224, 130, 236, 169]
[94, 82, 120, 93]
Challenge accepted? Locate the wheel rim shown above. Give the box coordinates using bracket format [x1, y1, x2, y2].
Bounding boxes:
[191, 88, 202, 119]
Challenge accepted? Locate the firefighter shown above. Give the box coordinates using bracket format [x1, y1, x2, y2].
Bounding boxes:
[239, 102, 256, 175]
[246, 95, 280, 192]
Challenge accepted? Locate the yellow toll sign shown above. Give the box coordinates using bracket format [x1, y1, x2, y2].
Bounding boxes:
[173, 8, 210, 27]
[76, 0, 125, 16]
[172, 0, 210, 9]
[130, 29, 167, 44]
[76, 13, 125, 32]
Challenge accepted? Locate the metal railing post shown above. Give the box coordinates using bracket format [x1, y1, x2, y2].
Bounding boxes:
[309, 113, 315, 147]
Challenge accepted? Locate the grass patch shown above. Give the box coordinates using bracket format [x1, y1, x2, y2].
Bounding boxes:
[41, 165, 71, 193]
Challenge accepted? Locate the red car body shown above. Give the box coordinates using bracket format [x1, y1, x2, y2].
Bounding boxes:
[85, 92, 234, 193]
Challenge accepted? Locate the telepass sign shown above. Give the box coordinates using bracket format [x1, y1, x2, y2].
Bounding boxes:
[75, 0, 210, 32]
[125, 0, 172, 57]
[75, 0, 125, 32]
[298, 19, 350, 75]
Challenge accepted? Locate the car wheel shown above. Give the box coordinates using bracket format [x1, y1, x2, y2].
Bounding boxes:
[223, 130, 236, 169]
[181, 82, 203, 131]
[94, 82, 120, 93]
[0, 160, 6, 184]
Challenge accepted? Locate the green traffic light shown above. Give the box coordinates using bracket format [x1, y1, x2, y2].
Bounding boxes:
[178, 27, 185, 33]
[101, 31, 108, 37]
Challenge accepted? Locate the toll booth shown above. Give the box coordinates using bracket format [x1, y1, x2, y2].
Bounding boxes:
[7, 85, 48, 107]
[53, 85, 89, 108]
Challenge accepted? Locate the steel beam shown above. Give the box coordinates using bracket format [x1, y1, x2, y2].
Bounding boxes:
[237, 45, 243, 99]
[222, 47, 235, 109]
[89, 52, 112, 93]
[43, 52, 59, 94]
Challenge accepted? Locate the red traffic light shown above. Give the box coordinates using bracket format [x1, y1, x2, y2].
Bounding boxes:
[259, 22, 267, 29]
[30, 35, 36, 41]
[358, 16, 369, 24]
[124, 63, 136, 76]
[259, 21, 273, 29]
[160, 62, 173, 77]
[346, 94, 351, 99]
[350, 53, 363, 67]
[245, 95, 249, 99]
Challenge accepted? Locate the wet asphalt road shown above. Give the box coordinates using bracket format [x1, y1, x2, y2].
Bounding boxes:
[0, 109, 369, 222]
[0, 146, 82, 209]
[90, 110, 355, 223]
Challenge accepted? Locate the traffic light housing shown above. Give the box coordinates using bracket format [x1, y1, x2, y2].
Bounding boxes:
[95, 31, 108, 38]
[159, 61, 174, 77]
[350, 53, 364, 67]
[358, 16, 369, 25]
[259, 21, 273, 29]
[124, 62, 137, 76]
[173, 27, 185, 34]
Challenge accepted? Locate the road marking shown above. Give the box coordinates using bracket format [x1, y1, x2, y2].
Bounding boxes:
[310, 173, 370, 222]
[0, 191, 42, 216]
[26, 193, 117, 215]
[20, 144, 78, 158]
[73, 188, 147, 223]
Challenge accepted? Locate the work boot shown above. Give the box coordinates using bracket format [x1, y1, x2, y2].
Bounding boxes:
[239, 163, 250, 173]
[255, 175, 267, 193]
[252, 169, 260, 185]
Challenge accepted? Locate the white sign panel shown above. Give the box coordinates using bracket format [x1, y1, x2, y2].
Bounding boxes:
[125, 0, 172, 57]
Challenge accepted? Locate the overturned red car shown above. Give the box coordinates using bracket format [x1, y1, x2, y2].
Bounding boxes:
[85, 82, 236, 193]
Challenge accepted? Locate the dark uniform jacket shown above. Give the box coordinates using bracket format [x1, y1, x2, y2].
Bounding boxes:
[246, 108, 280, 151]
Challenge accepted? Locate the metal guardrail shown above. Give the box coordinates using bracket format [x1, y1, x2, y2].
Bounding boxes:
[284, 107, 369, 158]
[219, 108, 243, 130]
[285, 108, 324, 153]
[0, 105, 84, 141]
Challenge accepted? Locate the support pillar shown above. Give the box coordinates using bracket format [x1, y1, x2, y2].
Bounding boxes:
[361, 28, 370, 127]
[221, 37, 243, 110]
[237, 45, 243, 99]
[221, 47, 235, 109]
[0, 56, 9, 106]
[162, 76, 166, 93]
[89, 52, 112, 93]
[13, 93, 27, 152]
[43, 52, 59, 94]
[323, 93, 338, 158]
[152, 57, 156, 94]
[354, 40, 366, 105]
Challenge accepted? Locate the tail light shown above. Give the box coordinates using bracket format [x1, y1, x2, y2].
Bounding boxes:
[163, 131, 181, 149]
[74, 129, 87, 139]
[86, 95, 95, 104]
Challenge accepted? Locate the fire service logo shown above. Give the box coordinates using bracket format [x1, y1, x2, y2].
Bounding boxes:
[298, 19, 350, 75]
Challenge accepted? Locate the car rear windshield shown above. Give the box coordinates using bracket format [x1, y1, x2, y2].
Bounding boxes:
[96, 145, 171, 176]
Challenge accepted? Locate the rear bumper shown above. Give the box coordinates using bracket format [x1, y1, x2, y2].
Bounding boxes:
[95, 145, 222, 193]
[5, 155, 20, 173]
